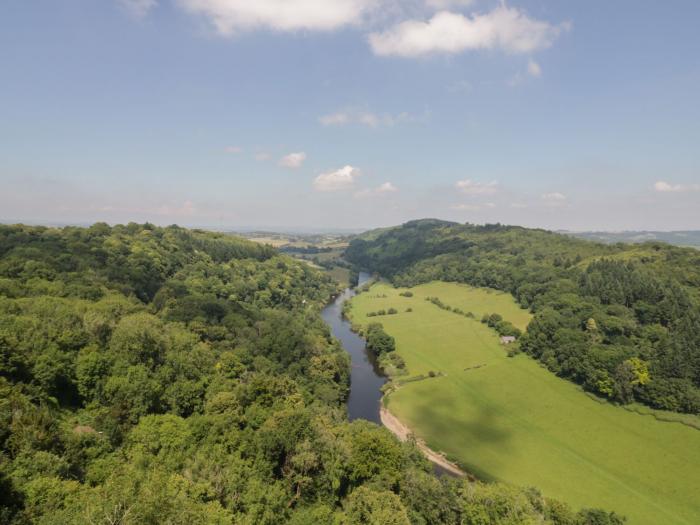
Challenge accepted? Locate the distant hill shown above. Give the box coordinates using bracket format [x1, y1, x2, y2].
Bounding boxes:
[565, 230, 700, 248]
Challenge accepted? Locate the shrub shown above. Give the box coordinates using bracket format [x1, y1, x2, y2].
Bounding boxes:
[365, 323, 396, 355]
[387, 308, 398, 315]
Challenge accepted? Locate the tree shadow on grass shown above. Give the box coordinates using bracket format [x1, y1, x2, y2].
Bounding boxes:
[402, 385, 513, 482]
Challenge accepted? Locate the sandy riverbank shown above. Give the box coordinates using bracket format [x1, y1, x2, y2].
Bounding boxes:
[380, 406, 467, 478]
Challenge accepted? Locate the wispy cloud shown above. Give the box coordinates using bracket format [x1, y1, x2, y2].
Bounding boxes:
[425, 0, 474, 9]
[455, 179, 498, 195]
[319, 108, 422, 128]
[224, 145, 243, 154]
[118, 0, 157, 19]
[369, 6, 569, 58]
[451, 202, 495, 211]
[541, 192, 566, 201]
[279, 151, 307, 169]
[313, 165, 360, 192]
[541, 192, 568, 208]
[527, 59, 542, 77]
[355, 181, 398, 197]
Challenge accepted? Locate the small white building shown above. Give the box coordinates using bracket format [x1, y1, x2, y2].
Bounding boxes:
[500, 336, 516, 345]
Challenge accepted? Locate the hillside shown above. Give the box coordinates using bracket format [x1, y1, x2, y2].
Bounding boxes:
[0, 223, 623, 524]
[345, 219, 700, 415]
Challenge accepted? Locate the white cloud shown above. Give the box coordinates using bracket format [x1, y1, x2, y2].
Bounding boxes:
[541, 192, 567, 208]
[541, 192, 566, 201]
[376, 181, 398, 193]
[355, 181, 398, 198]
[224, 145, 243, 154]
[319, 108, 418, 128]
[118, 0, 158, 18]
[654, 181, 682, 193]
[455, 179, 498, 195]
[654, 180, 700, 193]
[279, 151, 307, 169]
[177, 0, 379, 35]
[313, 165, 360, 192]
[369, 6, 568, 57]
[426, 0, 474, 9]
[527, 58, 542, 77]
[319, 112, 350, 126]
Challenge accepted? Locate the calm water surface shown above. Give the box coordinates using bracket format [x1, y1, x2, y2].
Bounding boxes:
[321, 272, 385, 423]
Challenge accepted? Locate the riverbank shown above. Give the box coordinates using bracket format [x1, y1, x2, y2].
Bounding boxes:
[380, 406, 467, 478]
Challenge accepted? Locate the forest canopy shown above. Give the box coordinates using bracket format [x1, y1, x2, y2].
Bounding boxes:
[0, 223, 624, 524]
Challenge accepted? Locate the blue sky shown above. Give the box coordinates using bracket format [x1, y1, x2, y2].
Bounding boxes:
[2, 0, 699, 231]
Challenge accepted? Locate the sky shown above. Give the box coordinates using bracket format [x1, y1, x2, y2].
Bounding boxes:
[2, 0, 699, 232]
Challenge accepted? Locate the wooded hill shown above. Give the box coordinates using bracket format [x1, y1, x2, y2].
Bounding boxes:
[0, 223, 622, 524]
[345, 219, 700, 415]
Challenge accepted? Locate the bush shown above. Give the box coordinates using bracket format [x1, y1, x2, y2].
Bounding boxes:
[387, 308, 398, 315]
[365, 323, 396, 355]
[399, 291, 413, 297]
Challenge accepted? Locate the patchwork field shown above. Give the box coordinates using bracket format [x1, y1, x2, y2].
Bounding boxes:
[350, 281, 700, 525]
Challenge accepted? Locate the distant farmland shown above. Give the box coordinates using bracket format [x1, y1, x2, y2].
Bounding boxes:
[350, 281, 700, 525]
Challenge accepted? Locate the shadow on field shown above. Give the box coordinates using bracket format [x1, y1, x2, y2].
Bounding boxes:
[406, 385, 512, 482]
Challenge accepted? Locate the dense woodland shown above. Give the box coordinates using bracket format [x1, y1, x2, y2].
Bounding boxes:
[0, 223, 623, 524]
[346, 219, 700, 414]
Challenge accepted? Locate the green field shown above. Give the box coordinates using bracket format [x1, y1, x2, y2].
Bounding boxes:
[350, 281, 700, 525]
[325, 265, 351, 287]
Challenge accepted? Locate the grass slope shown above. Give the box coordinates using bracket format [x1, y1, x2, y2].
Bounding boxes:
[350, 281, 700, 525]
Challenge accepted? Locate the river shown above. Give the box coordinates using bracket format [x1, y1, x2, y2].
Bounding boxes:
[321, 272, 458, 477]
[321, 272, 386, 422]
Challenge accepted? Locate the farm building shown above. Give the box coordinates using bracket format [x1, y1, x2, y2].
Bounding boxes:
[500, 336, 516, 344]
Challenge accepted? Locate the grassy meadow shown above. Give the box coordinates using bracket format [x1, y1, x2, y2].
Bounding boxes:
[350, 281, 700, 525]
